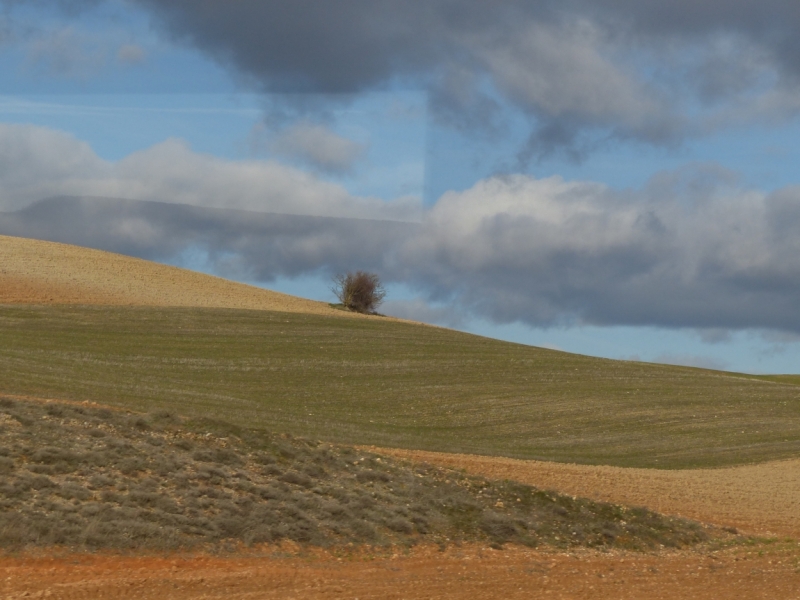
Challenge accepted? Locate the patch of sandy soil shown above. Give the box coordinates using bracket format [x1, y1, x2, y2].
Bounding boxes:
[366, 448, 800, 539]
[0, 235, 354, 317]
[2, 543, 799, 600]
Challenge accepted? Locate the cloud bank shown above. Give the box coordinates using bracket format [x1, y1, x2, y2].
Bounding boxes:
[0, 196, 415, 282]
[400, 172, 800, 332]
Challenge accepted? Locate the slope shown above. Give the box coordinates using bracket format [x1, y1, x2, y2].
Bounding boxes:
[3, 234, 800, 469]
[0, 234, 347, 317]
[2, 303, 799, 469]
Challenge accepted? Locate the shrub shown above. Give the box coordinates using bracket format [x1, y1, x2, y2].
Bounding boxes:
[331, 271, 386, 314]
[479, 511, 520, 543]
[386, 517, 414, 534]
[355, 469, 390, 483]
[278, 471, 313, 488]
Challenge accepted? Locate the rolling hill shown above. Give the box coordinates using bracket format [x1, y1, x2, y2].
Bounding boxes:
[2, 235, 800, 470]
[0, 233, 346, 316]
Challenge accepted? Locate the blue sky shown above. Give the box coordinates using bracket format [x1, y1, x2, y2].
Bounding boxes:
[2, 0, 800, 373]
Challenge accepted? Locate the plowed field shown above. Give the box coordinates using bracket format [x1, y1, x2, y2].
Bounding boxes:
[3, 543, 800, 600]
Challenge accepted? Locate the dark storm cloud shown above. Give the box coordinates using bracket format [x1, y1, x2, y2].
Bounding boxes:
[134, 1, 509, 92]
[581, 0, 799, 40]
[131, 0, 800, 155]
[133, 0, 800, 88]
[5, 0, 800, 152]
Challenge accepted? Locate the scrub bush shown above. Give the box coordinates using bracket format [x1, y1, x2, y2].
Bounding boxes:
[331, 271, 386, 314]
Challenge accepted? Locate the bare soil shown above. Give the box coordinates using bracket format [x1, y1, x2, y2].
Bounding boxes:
[0, 235, 350, 317]
[367, 448, 800, 539]
[2, 543, 800, 600]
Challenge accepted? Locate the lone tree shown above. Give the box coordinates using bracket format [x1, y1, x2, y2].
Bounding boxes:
[331, 271, 386, 314]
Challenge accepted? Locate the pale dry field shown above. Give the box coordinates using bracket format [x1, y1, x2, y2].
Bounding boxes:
[0, 235, 349, 317]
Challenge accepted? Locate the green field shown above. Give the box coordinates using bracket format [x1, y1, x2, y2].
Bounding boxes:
[2, 304, 799, 469]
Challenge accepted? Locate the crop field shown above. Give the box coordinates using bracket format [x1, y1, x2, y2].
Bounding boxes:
[2, 303, 800, 469]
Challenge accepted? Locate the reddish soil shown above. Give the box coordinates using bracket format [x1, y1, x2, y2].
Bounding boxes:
[3, 543, 800, 600]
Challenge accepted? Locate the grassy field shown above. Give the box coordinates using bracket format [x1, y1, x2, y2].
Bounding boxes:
[2, 304, 800, 469]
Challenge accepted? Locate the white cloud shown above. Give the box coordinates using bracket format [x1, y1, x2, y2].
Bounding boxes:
[4, 123, 800, 335]
[0, 124, 110, 210]
[471, 20, 669, 131]
[399, 170, 800, 331]
[0, 123, 420, 222]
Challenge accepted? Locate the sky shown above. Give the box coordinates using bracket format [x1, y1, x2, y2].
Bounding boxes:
[2, 1, 800, 373]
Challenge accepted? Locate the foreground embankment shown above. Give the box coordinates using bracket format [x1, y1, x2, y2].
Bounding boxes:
[369, 448, 800, 539]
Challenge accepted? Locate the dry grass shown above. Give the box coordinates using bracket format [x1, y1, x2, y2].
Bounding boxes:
[0, 396, 712, 552]
[0, 234, 354, 317]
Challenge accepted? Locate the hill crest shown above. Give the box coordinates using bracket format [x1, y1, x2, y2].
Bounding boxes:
[0, 234, 347, 317]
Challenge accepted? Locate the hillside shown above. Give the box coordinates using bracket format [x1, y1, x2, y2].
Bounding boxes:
[3, 304, 800, 469]
[374, 447, 800, 538]
[0, 234, 346, 317]
[0, 395, 710, 552]
[2, 235, 800, 470]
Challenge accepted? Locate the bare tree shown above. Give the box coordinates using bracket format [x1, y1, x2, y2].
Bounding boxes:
[331, 271, 386, 314]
